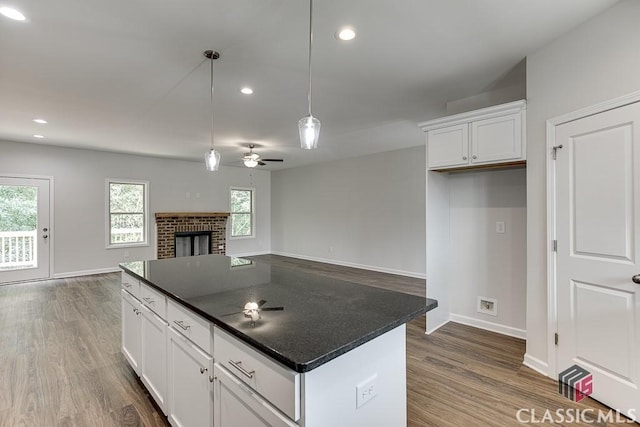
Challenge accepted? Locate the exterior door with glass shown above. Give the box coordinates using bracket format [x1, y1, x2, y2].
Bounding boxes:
[0, 176, 51, 284]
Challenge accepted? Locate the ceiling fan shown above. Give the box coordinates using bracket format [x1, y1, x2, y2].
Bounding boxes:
[242, 144, 283, 168]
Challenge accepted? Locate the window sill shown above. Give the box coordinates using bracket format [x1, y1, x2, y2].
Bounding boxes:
[106, 242, 150, 250]
[229, 235, 255, 240]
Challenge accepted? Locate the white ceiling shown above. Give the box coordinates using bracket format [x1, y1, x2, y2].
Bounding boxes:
[0, 0, 618, 170]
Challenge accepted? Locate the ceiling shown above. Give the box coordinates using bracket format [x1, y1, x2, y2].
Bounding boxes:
[0, 0, 618, 170]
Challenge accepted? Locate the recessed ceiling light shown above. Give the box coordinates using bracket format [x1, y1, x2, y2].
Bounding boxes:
[336, 27, 356, 41]
[0, 7, 26, 21]
[32, 134, 44, 139]
[33, 118, 48, 124]
[240, 87, 254, 95]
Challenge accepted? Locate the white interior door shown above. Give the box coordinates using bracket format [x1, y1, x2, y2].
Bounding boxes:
[0, 176, 51, 284]
[555, 102, 640, 421]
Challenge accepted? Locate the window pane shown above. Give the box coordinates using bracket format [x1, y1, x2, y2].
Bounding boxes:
[110, 213, 144, 244]
[0, 185, 37, 231]
[110, 183, 144, 213]
[231, 213, 252, 237]
[231, 190, 251, 213]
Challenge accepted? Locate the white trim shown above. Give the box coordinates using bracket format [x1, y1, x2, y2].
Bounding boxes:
[425, 317, 449, 335]
[418, 99, 526, 131]
[53, 267, 121, 279]
[449, 313, 526, 339]
[523, 353, 550, 377]
[544, 89, 640, 379]
[270, 251, 426, 279]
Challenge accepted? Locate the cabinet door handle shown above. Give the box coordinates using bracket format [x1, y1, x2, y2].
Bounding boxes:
[472, 155, 477, 159]
[462, 156, 467, 160]
[633, 274, 640, 284]
[124, 283, 132, 288]
[142, 297, 155, 304]
[200, 367, 208, 374]
[173, 320, 190, 330]
[209, 376, 215, 383]
[228, 360, 255, 379]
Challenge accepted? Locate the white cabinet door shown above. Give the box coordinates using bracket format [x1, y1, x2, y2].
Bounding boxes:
[121, 290, 142, 375]
[141, 305, 168, 414]
[168, 328, 213, 427]
[470, 112, 522, 164]
[213, 364, 297, 427]
[426, 124, 469, 169]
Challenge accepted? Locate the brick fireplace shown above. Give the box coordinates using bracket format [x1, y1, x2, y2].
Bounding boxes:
[155, 212, 229, 259]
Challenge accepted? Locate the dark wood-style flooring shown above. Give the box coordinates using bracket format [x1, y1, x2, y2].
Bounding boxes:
[0, 255, 632, 426]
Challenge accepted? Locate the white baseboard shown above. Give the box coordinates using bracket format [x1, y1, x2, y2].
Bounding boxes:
[425, 315, 449, 335]
[53, 267, 121, 279]
[523, 353, 550, 377]
[270, 251, 426, 279]
[449, 313, 527, 340]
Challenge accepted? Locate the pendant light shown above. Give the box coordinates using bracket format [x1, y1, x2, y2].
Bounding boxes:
[204, 50, 221, 171]
[298, 0, 320, 150]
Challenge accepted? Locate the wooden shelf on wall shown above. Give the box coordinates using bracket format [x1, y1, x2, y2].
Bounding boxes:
[431, 160, 526, 173]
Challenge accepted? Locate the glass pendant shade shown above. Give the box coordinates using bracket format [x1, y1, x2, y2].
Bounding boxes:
[298, 115, 321, 150]
[205, 148, 221, 171]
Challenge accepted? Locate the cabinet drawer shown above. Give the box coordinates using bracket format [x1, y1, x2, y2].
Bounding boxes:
[168, 299, 212, 355]
[214, 327, 300, 421]
[140, 282, 167, 319]
[121, 272, 140, 299]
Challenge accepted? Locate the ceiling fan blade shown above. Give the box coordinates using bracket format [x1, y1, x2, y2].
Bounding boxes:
[257, 299, 267, 307]
[261, 307, 284, 311]
[221, 311, 243, 316]
[260, 159, 284, 162]
[257, 161, 267, 166]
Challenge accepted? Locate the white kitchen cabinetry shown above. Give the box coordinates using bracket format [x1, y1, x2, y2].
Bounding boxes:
[121, 289, 142, 375]
[140, 282, 169, 415]
[168, 328, 214, 427]
[213, 363, 297, 427]
[421, 100, 526, 171]
[167, 299, 214, 427]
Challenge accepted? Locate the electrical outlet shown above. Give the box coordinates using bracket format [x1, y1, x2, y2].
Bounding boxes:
[495, 221, 505, 234]
[356, 374, 377, 408]
[124, 250, 130, 258]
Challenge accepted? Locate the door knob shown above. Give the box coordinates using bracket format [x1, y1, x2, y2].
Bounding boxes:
[633, 274, 640, 284]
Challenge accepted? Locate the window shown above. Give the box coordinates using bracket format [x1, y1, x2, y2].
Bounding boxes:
[230, 188, 254, 238]
[107, 179, 148, 247]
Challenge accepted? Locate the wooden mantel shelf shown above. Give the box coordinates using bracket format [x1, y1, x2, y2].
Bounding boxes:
[155, 212, 230, 219]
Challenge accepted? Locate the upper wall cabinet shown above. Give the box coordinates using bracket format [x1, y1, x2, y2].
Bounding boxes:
[419, 100, 526, 171]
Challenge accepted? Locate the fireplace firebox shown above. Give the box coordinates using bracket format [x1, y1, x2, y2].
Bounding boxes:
[174, 231, 211, 257]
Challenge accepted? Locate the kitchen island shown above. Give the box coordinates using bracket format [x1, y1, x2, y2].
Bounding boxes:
[120, 255, 436, 427]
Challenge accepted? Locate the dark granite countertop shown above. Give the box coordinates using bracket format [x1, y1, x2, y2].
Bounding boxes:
[120, 255, 437, 373]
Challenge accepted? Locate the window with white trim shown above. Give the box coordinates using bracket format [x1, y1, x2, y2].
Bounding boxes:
[107, 179, 148, 247]
[230, 188, 254, 238]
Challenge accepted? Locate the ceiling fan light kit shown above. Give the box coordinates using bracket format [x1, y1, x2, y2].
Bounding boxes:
[204, 49, 221, 172]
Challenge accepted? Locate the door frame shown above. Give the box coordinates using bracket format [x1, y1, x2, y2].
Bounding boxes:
[545, 89, 640, 377]
[0, 173, 54, 283]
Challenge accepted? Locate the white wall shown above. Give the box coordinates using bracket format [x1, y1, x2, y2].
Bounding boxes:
[271, 146, 426, 278]
[0, 139, 270, 277]
[525, 0, 640, 373]
[449, 168, 526, 334]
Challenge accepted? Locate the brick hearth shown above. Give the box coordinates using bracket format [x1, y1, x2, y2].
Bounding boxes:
[155, 212, 229, 259]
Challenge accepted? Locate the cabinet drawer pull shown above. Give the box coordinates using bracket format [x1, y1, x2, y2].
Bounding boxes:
[462, 156, 467, 160]
[472, 155, 477, 159]
[209, 376, 215, 383]
[124, 283, 132, 288]
[200, 367, 208, 374]
[142, 297, 155, 304]
[228, 360, 255, 379]
[173, 320, 190, 331]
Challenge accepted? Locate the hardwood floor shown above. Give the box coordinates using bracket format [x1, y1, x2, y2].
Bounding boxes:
[0, 256, 633, 426]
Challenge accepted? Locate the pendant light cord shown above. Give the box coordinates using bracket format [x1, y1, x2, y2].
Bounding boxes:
[210, 55, 215, 150]
[307, 0, 313, 117]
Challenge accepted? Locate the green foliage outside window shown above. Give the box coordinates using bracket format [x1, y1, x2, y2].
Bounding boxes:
[0, 185, 37, 232]
[109, 182, 146, 245]
[230, 189, 253, 237]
